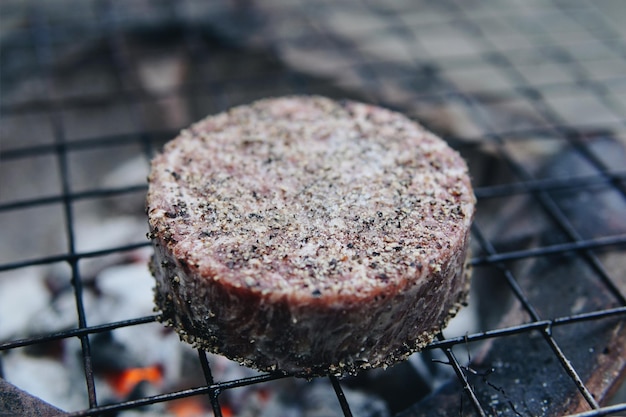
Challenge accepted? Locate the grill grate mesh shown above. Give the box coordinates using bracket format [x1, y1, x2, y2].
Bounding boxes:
[1, 0, 626, 416]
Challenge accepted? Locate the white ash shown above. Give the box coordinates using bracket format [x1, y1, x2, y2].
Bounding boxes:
[100, 155, 151, 215]
[73, 216, 148, 256]
[0, 268, 52, 341]
[2, 337, 89, 412]
[238, 379, 389, 417]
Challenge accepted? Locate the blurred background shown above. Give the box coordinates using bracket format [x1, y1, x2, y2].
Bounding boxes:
[1, 1, 625, 416]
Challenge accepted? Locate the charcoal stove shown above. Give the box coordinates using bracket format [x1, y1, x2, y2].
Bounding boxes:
[1, 0, 626, 416]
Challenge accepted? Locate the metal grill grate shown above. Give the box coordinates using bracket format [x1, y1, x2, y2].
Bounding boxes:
[1, 0, 626, 416]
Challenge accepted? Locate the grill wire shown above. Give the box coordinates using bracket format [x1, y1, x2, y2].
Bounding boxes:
[1, 0, 626, 416]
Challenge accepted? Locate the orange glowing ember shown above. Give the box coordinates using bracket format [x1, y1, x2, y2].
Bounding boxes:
[107, 365, 164, 397]
[167, 397, 208, 417]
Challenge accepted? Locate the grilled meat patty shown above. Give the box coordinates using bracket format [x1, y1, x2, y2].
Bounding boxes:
[147, 96, 475, 376]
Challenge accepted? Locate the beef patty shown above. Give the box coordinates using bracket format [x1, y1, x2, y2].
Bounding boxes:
[146, 96, 475, 376]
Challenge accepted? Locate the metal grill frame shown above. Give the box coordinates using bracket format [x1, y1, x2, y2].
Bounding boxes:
[1, 0, 626, 416]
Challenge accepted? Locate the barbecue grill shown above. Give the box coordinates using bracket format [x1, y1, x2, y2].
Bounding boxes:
[1, 0, 626, 416]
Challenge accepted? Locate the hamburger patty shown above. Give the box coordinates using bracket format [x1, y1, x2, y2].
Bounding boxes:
[146, 96, 475, 376]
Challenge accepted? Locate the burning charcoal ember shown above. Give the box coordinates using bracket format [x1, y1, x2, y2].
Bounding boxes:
[91, 332, 141, 375]
[106, 366, 164, 400]
[166, 396, 211, 417]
